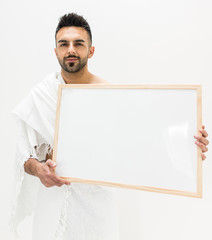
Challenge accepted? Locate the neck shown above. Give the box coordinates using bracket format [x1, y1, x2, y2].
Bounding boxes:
[61, 66, 93, 84]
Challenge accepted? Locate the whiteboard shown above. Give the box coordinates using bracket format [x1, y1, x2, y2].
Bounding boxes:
[53, 85, 202, 198]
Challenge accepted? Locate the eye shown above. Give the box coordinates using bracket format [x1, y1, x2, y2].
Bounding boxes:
[60, 43, 67, 47]
[76, 43, 83, 46]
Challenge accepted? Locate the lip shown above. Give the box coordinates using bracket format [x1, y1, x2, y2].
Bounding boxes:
[66, 58, 78, 62]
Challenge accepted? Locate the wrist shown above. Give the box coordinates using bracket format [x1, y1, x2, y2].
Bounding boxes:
[24, 158, 42, 177]
[34, 160, 43, 177]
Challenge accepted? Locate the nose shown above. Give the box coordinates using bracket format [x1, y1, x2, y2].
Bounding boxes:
[68, 43, 76, 55]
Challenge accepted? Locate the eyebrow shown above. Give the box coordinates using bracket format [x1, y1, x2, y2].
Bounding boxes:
[75, 39, 85, 43]
[57, 39, 85, 44]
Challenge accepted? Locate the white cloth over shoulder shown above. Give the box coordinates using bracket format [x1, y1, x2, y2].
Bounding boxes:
[11, 72, 119, 240]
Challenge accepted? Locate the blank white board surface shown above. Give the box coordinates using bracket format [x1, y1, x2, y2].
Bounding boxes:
[53, 85, 202, 198]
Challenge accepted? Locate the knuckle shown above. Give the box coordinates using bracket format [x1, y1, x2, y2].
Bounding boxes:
[44, 178, 51, 185]
[43, 178, 48, 183]
[203, 147, 208, 153]
[46, 172, 51, 177]
[59, 181, 65, 185]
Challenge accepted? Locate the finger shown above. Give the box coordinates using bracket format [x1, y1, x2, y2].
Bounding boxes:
[42, 178, 57, 188]
[194, 135, 209, 145]
[54, 176, 71, 185]
[61, 177, 71, 185]
[195, 141, 208, 152]
[55, 183, 63, 187]
[201, 153, 206, 161]
[57, 184, 63, 187]
[44, 177, 66, 187]
[44, 177, 70, 187]
[65, 180, 71, 185]
[46, 159, 57, 168]
[50, 174, 70, 186]
[202, 125, 205, 129]
[199, 129, 208, 138]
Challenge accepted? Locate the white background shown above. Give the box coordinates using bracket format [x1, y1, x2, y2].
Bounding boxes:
[0, 0, 212, 239]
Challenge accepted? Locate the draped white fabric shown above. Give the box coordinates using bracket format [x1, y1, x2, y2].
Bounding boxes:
[11, 72, 119, 240]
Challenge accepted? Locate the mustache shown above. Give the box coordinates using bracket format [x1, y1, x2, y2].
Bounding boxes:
[65, 55, 80, 60]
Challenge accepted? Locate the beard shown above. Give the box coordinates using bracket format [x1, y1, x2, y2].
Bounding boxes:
[58, 55, 88, 73]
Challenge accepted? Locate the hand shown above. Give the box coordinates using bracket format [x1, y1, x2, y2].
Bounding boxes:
[36, 159, 71, 187]
[194, 125, 209, 161]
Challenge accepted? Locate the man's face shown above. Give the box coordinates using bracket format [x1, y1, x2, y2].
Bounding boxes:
[54, 26, 94, 73]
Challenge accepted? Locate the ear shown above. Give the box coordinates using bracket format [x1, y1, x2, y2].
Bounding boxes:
[88, 46, 95, 59]
[54, 48, 58, 57]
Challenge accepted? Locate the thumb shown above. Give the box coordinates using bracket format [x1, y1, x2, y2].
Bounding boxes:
[46, 159, 57, 168]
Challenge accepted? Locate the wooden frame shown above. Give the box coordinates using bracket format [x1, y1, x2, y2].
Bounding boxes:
[53, 85, 202, 198]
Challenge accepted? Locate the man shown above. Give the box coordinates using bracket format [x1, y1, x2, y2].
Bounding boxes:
[24, 14, 109, 188]
[11, 13, 119, 240]
[11, 13, 209, 240]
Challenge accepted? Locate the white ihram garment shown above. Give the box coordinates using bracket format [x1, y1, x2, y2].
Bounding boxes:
[11, 72, 119, 240]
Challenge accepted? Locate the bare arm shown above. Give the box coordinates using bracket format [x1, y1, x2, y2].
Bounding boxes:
[24, 157, 70, 187]
[24, 158, 42, 176]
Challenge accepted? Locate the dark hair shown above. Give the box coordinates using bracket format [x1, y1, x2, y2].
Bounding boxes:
[55, 13, 92, 44]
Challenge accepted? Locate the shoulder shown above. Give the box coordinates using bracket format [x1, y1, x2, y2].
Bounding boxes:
[40, 72, 61, 87]
[31, 72, 60, 96]
[91, 75, 111, 85]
